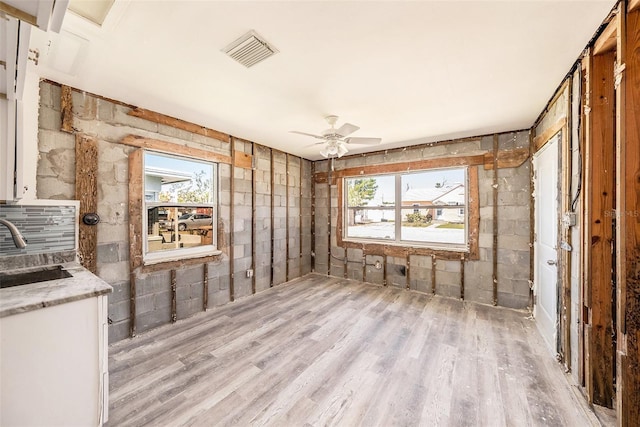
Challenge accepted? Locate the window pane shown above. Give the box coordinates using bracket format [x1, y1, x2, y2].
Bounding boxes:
[144, 153, 214, 203]
[144, 152, 216, 257]
[147, 206, 214, 253]
[401, 168, 466, 244]
[345, 175, 395, 240]
[401, 207, 465, 244]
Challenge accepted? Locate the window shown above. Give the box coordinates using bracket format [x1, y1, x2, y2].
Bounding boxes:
[344, 167, 468, 249]
[143, 151, 217, 263]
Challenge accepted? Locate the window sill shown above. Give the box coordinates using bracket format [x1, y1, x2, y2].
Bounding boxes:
[143, 248, 223, 266]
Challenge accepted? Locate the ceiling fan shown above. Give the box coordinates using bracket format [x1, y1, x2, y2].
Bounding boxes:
[290, 115, 382, 158]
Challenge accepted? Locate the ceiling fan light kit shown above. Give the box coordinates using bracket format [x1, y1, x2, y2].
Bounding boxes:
[291, 115, 382, 159]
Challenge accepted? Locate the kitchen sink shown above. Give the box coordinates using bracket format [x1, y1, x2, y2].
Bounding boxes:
[0, 265, 72, 289]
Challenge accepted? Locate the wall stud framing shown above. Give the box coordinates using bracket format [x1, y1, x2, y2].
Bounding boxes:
[286, 154, 290, 281]
[460, 255, 465, 300]
[270, 148, 275, 287]
[229, 138, 235, 302]
[203, 263, 209, 310]
[492, 134, 499, 306]
[75, 133, 98, 274]
[171, 269, 177, 323]
[431, 255, 436, 294]
[251, 143, 257, 294]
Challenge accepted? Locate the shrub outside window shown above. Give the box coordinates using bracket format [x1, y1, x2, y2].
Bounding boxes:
[143, 151, 217, 262]
[344, 167, 468, 250]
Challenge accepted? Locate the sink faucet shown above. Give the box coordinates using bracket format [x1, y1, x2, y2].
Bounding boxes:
[0, 219, 27, 249]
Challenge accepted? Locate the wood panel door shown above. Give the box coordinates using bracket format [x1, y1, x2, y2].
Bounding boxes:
[533, 133, 560, 355]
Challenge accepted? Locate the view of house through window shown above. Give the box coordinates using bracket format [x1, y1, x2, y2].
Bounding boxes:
[144, 152, 216, 258]
[345, 168, 467, 248]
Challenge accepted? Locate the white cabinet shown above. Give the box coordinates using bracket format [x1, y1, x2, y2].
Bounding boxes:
[0, 294, 110, 426]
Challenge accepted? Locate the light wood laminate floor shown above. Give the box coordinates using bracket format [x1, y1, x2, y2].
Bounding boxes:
[107, 274, 598, 426]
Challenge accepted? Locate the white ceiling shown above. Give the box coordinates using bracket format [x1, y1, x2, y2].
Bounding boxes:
[29, 0, 616, 160]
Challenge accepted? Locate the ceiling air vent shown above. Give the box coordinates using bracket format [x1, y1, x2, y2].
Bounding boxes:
[222, 30, 279, 68]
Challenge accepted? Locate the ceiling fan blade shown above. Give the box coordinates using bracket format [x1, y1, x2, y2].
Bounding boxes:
[290, 131, 325, 139]
[335, 123, 359, 137]
[345, 137, 382, 145]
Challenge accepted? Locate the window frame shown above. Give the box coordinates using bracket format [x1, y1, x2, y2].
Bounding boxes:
[142, 150, 218, 264]
[343, 167, 469, 251]
[332, 156, 480, 260]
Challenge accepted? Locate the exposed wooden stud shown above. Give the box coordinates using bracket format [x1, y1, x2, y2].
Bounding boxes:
[314, 154, 486, 183]
[561, 77, 573, 370]
[251, 142, 256, 295]
[593, 19, 618, 55]
[492, 134, 499, 306]
[129, 272, 136, 337]
[327, 163, 332, 276]
[171, 270, 177, 323]
[299, 158, 304, 273]
[529, 130, 536, 312]
[579, 52, 590, 388]
[203, 263, 209, 310]
[128, 108, 231, 143]
[468, 166, 480, 261]
[460, 255, 465, 300]
[121, 135, 232, 165]
[60, 85, 74, 133]
[586, 49, 616, 407]
[534, 118, 567, 152]
[382, 255, 387, 286]
[229, 138, 236, 302]
[75, 133, 98, 274]
[128, 149, 144, 271]
[431, 255, 437, 294]
[619, 6, 640, 424]
[482, 148, 529, 170]
[270, 148, 275, 287]
[311, 162, 316, 272]
[406, 255, 411, 290]
[286, 154, 290, 282]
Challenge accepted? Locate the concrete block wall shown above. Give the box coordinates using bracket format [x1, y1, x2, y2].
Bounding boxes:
[313, 130, 532, 310]
[36, 81, 312, 343]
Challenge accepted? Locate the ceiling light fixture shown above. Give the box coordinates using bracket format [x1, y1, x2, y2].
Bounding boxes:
[320, 140, 348, 159]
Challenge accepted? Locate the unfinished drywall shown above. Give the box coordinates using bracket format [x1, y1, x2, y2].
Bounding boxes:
[37, 81, 312, 342]
[314, 131, 532, 309]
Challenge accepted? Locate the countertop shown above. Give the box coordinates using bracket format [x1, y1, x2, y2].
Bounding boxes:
[0, 262, 112, 318]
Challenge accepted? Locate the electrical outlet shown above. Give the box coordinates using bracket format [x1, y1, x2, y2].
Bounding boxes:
[246, 269, 254, 278]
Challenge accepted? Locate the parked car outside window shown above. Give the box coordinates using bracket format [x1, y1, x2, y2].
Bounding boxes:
[176, 213, 212, 231]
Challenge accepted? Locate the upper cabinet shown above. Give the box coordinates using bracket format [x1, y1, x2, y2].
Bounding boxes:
[0, 1, 68, 33]
[1, 0, 68, 101]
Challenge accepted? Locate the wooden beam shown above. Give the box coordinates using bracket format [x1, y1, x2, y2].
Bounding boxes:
[431, 255, 436, 294]
[75, 134, 99, 274]
[203, 263, 209, 310]
[170, 270, 177, 323]
[128, 149, 144, 270]
[534, 118, 567, 152]
[587, 49, 616, 408]
[270, 149, 275, 286]
[492, 134, 499, 306]
[314, 154, 486, 183]
[483, 148, 529, 170]
[60, 85, 74, 133]
[128, 108, 231, 143]
[121, 135, 232, 164]
[311, 162, 316, 272]
[128, 149, 144, 337]
[251, 143, 256, 295]
[0, 2, 37, 25]
[229, 138, 235, 302]
[593, 19, 618, 55]
[619, 6, 640, 425]
[460, 255, 465, 300]
[468, 166, 480, 260]
[629, 0, 640, 13]
[286, 154, 290, 282]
